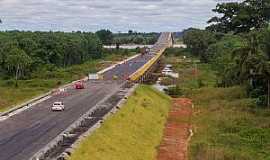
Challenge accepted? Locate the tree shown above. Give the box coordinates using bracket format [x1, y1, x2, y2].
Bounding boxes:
[207, 35, 244, 78]
[207, 0, 270, 33]
[19, 38, 38, 55]
[6, 48, 32, 86]
[85, 33, 103, 59]
[259, 28, 270, 59]
[232, 31, 262, 81]
[183, 28, 217, 62]
[0, 31, 104, 79]
[96, 29, 113, 45]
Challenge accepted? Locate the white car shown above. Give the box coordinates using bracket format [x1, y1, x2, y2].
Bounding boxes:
[51, 102, 65, 111]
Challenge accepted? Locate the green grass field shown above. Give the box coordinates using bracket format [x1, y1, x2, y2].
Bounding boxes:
[69, 85, 171, 160]
[189, 87, 270, 160]
[165, 54, 270, 160]
[0, 53, 134, 112]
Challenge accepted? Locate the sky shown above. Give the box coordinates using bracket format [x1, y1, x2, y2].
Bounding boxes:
[0, 0, 240, 32]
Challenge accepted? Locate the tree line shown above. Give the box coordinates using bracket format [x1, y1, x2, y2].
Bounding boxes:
[0, 31, 103, 81]
[0, 29, 158, 83]
[183, 0, 270, 106]
[113, 32, 158, 45]
[95, 29, 158, 45]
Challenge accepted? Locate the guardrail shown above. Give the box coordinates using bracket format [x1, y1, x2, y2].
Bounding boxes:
[129, 47, 167, 81]
[128, 32, 172, 82]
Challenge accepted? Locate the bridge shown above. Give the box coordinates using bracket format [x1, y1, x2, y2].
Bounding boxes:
[101, 32, 172, 83]
[0, 32, 173, 160]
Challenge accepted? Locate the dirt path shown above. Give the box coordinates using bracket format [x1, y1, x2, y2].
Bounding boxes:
[157, 98, 193, 160]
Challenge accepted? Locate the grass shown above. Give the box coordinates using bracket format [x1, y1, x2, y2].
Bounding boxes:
[164, 54, 270, 160]
[189, 87, 270, 160]
[0, 52, 135, 112]
[69, 85, 171, 160]
[0, 83, 51, 112]
[165, 54, 216, 94]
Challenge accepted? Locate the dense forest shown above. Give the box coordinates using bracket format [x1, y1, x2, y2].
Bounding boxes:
[0, 31, 103, 81]
[113, 31, 159, 45]
[0, 29, 157, 83]
[95, 29, 159, 45]
[183, 0, 270, 106]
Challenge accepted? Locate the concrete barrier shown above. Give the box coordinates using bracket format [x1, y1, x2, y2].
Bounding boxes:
[129, 47, 166, 82]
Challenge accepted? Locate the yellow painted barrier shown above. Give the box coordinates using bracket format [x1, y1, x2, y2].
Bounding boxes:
[129, 47, 166, 81]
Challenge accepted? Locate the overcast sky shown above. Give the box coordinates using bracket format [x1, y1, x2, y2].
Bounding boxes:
[0, 0, 239, 32]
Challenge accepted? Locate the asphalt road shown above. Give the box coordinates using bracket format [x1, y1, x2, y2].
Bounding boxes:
[0, 32, 171, 160]
[0, 81, 122, 160]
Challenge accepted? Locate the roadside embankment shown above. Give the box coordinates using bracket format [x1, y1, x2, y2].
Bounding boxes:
[164, 53, 270, 160]
[69, 85, 171, 160]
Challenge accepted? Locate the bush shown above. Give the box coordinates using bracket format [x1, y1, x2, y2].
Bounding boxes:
[160, 77, 175, 86]
[164, 85, 183, 97]
[197, 79, 205, 88]
[255, 95, 268, 107]
[164, 47, 189, 57]
[4, 79, 15, 86]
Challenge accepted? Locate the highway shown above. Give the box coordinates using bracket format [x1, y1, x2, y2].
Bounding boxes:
[0, 32, 172, 160]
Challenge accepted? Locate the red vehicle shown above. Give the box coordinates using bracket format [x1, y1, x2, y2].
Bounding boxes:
[74, 81, 85, 89]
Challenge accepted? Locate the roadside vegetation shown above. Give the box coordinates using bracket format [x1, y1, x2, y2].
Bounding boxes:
[113, 31, 158, 45]
[0, 39, 137, 112]
[190, 87, 270, 160]
[159, 1, 270, 159]
[95, 29, 158, 45]
[182, 0, 270, 107]
[165, 58, 269, 159]
[164, 47, 270, 159]
[69, 85, 171, 160]
[0, 29, 155, 112]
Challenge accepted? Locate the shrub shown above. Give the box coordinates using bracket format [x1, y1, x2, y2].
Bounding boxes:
[255, 95, 268, 107]
[197, 79, 205, 88]
[4, 79, 15, 86]
[164, 85, 183, 97]
[160, 77, 175, 86]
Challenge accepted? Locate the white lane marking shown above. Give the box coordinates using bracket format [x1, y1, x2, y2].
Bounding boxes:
[1, 95, 52, 121]
[0, 116, 8, 122]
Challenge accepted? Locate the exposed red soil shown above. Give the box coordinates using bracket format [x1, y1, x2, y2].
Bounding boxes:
[157, 98, 193, 160]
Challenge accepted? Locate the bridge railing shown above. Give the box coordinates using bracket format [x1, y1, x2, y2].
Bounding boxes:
[129, 47, 167, 82]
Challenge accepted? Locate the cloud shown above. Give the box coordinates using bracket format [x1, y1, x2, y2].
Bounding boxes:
[0, 0, 237, 32]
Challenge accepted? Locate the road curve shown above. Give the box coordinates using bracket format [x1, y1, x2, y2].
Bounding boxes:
[0, 32, 172, 160]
